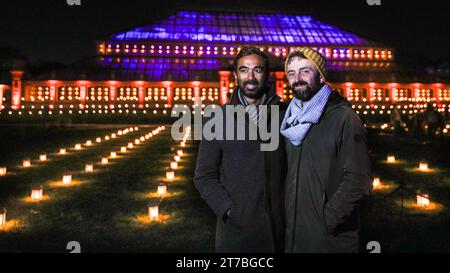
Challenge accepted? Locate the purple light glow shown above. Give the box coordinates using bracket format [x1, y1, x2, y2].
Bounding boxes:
[110, 11, 369, 46]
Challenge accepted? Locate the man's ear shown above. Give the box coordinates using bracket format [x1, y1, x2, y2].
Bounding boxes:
[233, 71, 237, 81]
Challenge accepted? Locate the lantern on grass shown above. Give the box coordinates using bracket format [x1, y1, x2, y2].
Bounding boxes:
[0, 208, 6, 228]
[166, 171, 175, 181]
[85, 164, 94, 173]
[128, 143, 134, 149]
[86, 140, 93, 146]
[31, 185, 43, 201]
[62, 172, 72, 185]
[387, 155, 396, 163]
[39, 154, 47, 161]
[148, 204, 159, 221]
[118, 130, 123, 135]
[157, 184, 167, 196]
[101, 157, 108, 164]
[111, 133, 117, 139]
[419, 162, 429, 172]
[416, 192, 430, 207]
[372, 177, 381, 189]
[23, 159, 31, 168]
[105, 136, 110, 141]
[177, 150, 183, 156]
[134, 126, 138, 131]
[110, 152, 117, 158]
[170, 161, 178, 170]
[75, 144, 82, 150]
[96, 137, 102, 143]
[140, 136, 145, 142]
[59, 148, 67, 155]
[121, 147, 127, 153]
[145, 135, 150, 140]
[174, 155, 181, 162]
[0, 166, 6, 176]
[135, 139, 140, 145]
[180, 142, 186, 147]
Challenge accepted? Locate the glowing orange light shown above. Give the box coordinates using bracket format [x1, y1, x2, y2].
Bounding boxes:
[23, 159, 31, 168]
[148, 205, 159, 221]
[166, 171, 175, 181]
[419, 162, 429, 172]
[85, 164, 94, 173]
[170, 162, 178, 170]
[372, 177, 381, 189]
[0, 208, 6, 228]
[62, 173, 72, 185]
[387, 155, 396, 163]
[30, 186, 43, 201]
[416, 193, 430, 207]
[157, 184, 167, 196]
[0, 166, 6, 176]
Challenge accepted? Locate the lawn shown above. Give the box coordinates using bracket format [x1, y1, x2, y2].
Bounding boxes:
[0, 124, 215, 252]
[0, 123, 448, 252]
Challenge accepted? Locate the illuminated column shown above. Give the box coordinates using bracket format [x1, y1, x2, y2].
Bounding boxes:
[412, 83, 421, 103]
[367, 82, 374, 103]
[108, 81, 117, 106]
[219, 70, 231, 105]
[274, 72, 285, 100]
[48, 80, 59, 109]
[344, 82, 352, 99]
[0, 84, 5, 110]
[163, 81, 173, 107]
[10, 70, 24, 110]
[192, 81, 201, 106]
[78, 81, 88, 109]
[136, 81, 145, 109]
[433, 83, 441, 105]
[389, 83, 397, 104]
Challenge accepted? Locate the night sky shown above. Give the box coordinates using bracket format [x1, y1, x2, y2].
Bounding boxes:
[1, 0, 448, 66]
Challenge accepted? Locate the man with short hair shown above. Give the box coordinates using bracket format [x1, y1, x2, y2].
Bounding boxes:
[282, 48, 373, 253]
[194, 46, 286, 252]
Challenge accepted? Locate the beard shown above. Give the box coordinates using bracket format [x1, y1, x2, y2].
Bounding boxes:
[238, 79, 266, 99]
[291, 80, 322, 101]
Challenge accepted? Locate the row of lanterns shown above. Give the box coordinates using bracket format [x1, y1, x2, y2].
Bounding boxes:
[1, 126, 167, 230]
[372, 154, 435, 208]
[148, 126, 191, 222]
[0, 126, 140, 177]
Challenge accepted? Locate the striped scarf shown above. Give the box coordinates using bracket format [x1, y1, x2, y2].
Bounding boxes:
[280, 84, 333, 146]
[237, 89, 267, 126]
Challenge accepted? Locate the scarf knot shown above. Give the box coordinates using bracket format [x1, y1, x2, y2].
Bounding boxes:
[280, 84, 333, 146]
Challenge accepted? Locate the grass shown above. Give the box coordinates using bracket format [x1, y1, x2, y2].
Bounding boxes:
[0, 124, 216, 252]
[0, 124, 448, 252]
[361, 132, 450, 252]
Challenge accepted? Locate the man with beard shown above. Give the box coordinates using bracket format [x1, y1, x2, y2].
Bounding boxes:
[194, 46, 286, 252]
[281, 48, 373, 253]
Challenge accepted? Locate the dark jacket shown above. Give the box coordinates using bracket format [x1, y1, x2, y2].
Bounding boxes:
[194, 87, 287, 253]
[284, 90, 373, 253]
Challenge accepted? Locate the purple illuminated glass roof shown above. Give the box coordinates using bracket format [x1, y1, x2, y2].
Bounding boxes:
[110, 10, 373, 46]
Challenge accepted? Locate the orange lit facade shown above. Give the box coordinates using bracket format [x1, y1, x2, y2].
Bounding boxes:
[1, 10, 448, 115]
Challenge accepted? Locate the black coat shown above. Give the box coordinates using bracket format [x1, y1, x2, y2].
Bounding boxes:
[194, 88, 287, 253]
[284, 91, 373, 253]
